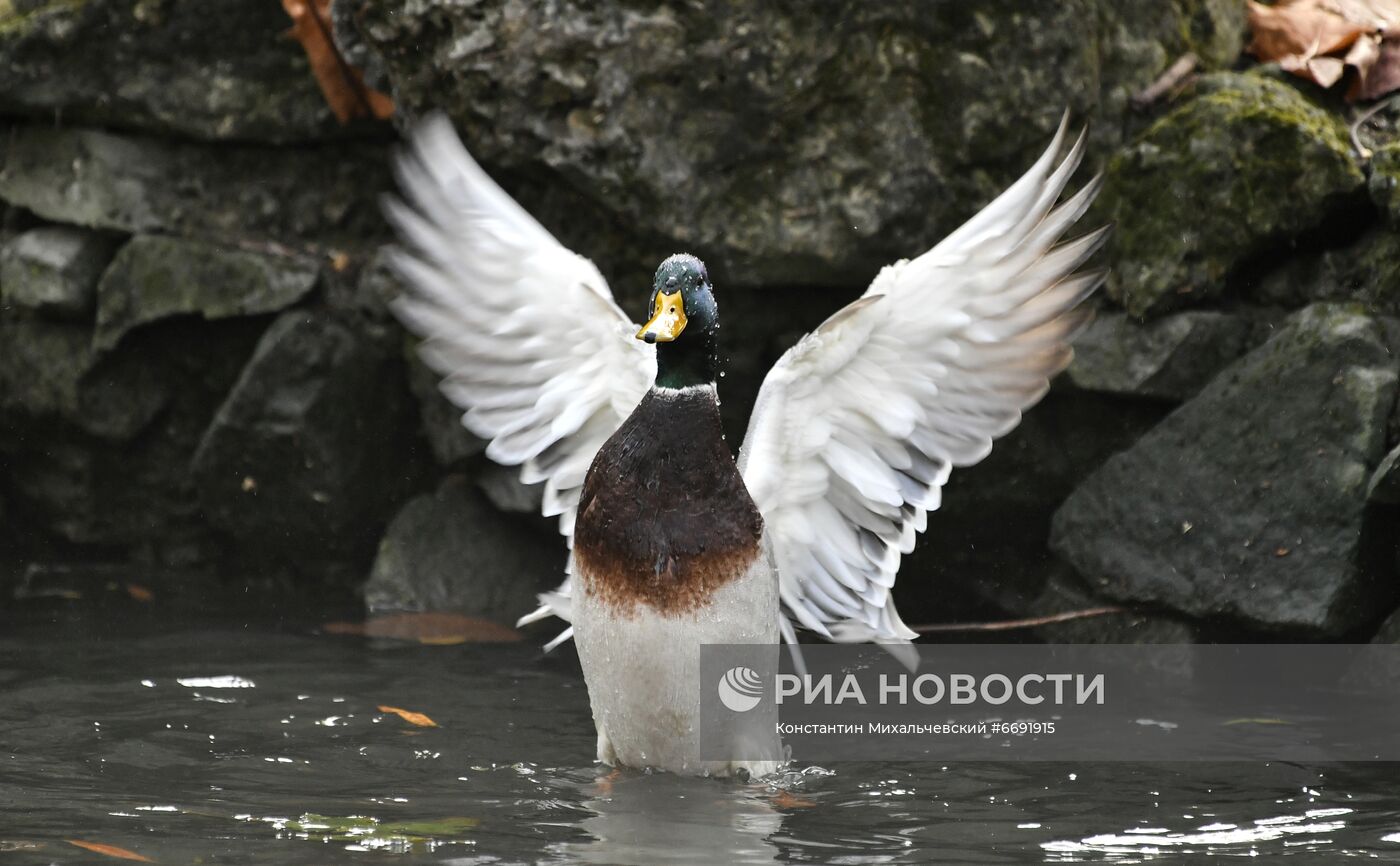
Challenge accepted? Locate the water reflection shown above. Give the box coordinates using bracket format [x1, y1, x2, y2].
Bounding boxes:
[554, 770, 783, 864]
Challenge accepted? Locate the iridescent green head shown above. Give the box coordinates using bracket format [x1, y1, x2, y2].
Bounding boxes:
[637, 254, 718, 388]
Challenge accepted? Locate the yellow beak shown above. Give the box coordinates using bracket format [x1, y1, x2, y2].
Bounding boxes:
[637, 290, 687, 343]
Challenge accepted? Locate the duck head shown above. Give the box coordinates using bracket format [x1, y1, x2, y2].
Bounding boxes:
[637, 253, 718, 389]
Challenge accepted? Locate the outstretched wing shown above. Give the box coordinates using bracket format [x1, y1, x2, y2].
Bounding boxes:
[737, 116, 1107, 649]
[384, 114, 655, 641]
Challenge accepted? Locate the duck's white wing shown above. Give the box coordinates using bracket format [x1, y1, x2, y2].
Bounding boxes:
[384, 114, 655, 643]
[738, 117, 1107, 651]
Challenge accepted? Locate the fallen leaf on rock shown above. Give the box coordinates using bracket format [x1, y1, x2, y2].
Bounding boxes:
[323, 612, 522, 644]
[378, 705, 438, 727]
[1247, 0, 1400, 100]
[281, 0, 394, 123]
[67, 841, 153, 862]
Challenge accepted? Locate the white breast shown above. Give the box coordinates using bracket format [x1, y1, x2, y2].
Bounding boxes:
[572, 534, 782, 777]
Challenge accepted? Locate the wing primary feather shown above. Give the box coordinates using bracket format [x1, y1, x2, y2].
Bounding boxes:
[384, 115, 655, 650]
[741, 115, 1106, 648]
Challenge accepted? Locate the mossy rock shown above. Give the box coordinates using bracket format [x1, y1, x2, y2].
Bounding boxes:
[350, 0, 1244, 292]
[1368, 142, 1400, 224]
[1101, 72, 1364, 317]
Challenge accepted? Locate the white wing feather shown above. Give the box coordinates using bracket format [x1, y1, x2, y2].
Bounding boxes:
[738, 115, 1107, 650]
[384, 114, 655, 636]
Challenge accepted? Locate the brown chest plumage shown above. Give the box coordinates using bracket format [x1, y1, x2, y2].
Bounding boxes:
[573, 387, 764, 615]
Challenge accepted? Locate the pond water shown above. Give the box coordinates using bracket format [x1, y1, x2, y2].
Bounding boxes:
[4, 601, 1400, 864]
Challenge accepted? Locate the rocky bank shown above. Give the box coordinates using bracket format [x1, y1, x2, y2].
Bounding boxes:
[1, 0, 1397, 643]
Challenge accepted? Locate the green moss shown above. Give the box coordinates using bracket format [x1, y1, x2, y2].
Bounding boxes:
[1102, 72, 1363, 317]
[1368, 142, 1400, 223]
[0, 0, 86, 37]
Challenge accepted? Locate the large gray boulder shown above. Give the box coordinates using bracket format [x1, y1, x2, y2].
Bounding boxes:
[365, 476, 562, 624]
[349, 0, 1242, 288]
[1051, 304, 1399, 635]
[95, 236, 319, 351]
[0, 0, 346, 143]
[191, 311, 419, 557]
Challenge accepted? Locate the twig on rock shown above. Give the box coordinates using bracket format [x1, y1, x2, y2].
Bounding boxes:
[910, 606, 1127, 634]
[1132, 53, 1199, 109]
[1349, 94, 1400, 159]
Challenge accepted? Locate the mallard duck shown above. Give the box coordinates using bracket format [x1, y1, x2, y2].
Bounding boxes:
[385, 113, 1106, 777]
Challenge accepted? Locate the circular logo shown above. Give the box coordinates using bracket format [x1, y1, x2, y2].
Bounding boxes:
[717, 666, 764, 713]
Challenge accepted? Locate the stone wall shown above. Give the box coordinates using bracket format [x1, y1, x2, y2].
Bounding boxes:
[3, 0, 1398, 642]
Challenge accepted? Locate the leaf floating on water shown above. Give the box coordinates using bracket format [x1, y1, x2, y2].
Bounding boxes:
[380, 817, 480, 835]
[257, 813, 476, 845]
[125, 583, 154, 603]
[66, 840, 154, 862]
[323, 612, 522, 644]
[378, 705, 439, 728]
[1223, 717, 1295, 726]
[1246, 0, 1400, 101]
[280, 0, 394, 123]
[771, 790, 817, 809]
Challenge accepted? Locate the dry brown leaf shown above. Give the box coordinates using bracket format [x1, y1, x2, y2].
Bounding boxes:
[282, 0, 394, 123]
[378, 705, 439, 727]
[125, 584, 154, 603]
[771, 791, 817, 809]
[67, 841, 153, 862]
[323, 612, 522, 644]
[1287, 52, 1350, 86]
[1248, 0, 1400, 100]
[1248, 0, 1366, 63]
